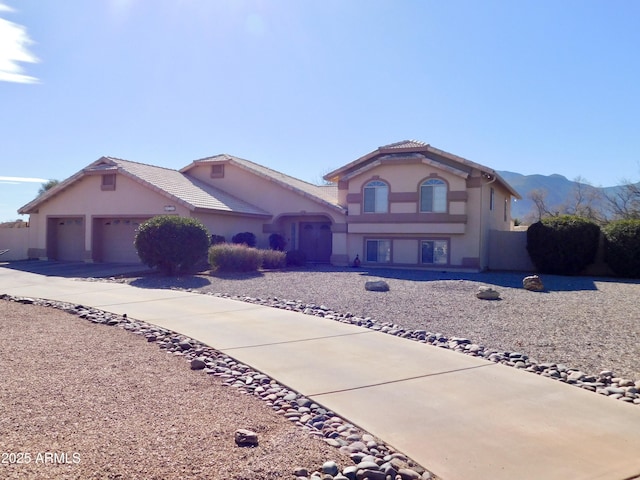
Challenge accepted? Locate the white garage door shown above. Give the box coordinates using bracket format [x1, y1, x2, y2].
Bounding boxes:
[96, 218, 147, 263]
[51, 217, 85, 261]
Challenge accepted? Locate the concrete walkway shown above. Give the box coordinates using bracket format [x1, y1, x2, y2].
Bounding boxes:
[2, 264, 640, 480]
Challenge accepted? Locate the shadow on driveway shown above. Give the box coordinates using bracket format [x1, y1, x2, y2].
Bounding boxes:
[0, 260, 154, 279]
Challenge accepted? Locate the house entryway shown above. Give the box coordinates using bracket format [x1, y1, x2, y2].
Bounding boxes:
[298, 222, 332, 263]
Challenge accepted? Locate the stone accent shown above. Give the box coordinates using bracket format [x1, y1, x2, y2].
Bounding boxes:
[365, 280, 390, 292]
[234, 428, 258, 447]
[476, 286, 500, 300]
[523, 275, 544, 291]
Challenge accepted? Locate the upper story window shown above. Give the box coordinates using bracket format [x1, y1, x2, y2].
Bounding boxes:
[420, 178, 447, 212]
[101, 174, 116, 191]
[363, 180, 389, 213]
[490, 187, 495, 210]
[210, 164, 225, 178]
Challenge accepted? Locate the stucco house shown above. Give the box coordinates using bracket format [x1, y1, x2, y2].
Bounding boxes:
[18, 140, 520, 270]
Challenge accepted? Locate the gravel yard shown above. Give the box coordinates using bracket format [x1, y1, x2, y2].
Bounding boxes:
[0, 300, 354, 480]
[2, 264, 639, 479]
[125, 266, 640, 382]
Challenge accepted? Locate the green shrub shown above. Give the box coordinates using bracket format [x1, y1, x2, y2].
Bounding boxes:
[268, 233, 287, 251]
[285, 249, 307, 267]
[526, 215, 600, 275]
[134, 215, 210, 275]
[232, 231, 257, 247]
[262, 249, 286, 269]
[210, 234, 226, 245]
[208, 243, 261, 272]
[603, 219, 640, 278]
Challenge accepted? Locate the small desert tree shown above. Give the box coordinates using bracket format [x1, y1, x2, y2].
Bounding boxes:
[134, 215, 210, 275]
[606, 180, 640, 220]
[38, 179, 60, 196]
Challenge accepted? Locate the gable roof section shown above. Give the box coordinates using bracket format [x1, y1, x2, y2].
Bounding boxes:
[181, 154, 345, 213]
[324, 140, 521, 199]
[19, 157, 271, 217]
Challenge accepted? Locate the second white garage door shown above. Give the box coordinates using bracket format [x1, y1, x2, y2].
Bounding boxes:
[95, 218, 148, 263]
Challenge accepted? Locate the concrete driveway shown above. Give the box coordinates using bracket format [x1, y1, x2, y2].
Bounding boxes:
[0, 259, 153, 279]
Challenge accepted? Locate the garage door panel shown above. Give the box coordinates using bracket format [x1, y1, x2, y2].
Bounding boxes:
[97, 218, 146, 263]
[55, 218, 85, 261]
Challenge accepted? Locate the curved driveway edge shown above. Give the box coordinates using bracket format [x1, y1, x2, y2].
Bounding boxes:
[2, 265, 640, 480]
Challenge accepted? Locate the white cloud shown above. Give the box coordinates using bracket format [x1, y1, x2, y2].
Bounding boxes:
[0, 176, 49, 183]
[0, 2, 39, 84]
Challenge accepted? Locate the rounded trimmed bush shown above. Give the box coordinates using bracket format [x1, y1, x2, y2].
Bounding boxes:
[231, 231, 257, 247]
[210, 234, 226, 245]
[268, 233, 287, 251]
[526, 215, 600, 275]
[603, 219, 640, 278]
[285, 249, 307, 267]
[134, 215, 210, 275]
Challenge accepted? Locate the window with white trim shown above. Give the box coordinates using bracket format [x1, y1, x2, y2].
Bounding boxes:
[421, 240, 448, 264]
[420, 179, 447, 212]
[366, 239, 391, 263]
[363, 180, 389, 213]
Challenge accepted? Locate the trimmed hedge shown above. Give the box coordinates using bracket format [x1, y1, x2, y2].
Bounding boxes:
[261, 249, 287, 269]
[603, 219, 640, 278]
[134, 215, 210, 275]
[526, 215, 600, 275]
[208, 244, 287, 272]
[209, 243, 262, 272]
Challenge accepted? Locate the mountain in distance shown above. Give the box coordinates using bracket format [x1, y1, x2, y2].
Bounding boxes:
[497, 171, 624, 222]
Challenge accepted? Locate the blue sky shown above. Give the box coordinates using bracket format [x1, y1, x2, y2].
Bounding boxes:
[1, 0, 639, 222]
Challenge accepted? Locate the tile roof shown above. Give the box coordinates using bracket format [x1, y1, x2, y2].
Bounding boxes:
[183, 154, 345, 212]
[19, 157, 271, 216]
[379, 140, 429, 150]
[323, 140, 521, 199]
[104, 158, 271, 216]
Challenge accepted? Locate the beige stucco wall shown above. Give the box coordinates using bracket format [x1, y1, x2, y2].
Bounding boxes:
[193, 213, 268, 248]
[346, 163, 468, 196]
[0, 226, 30, 260]
[488, 229, 536, 271]
[186, 164, 344, 225]
[343, 161, 482, 269]
[26, 174, 191, 259]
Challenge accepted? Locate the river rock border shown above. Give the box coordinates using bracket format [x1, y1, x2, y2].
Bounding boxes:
[0, 293, 434, 480]
[190, 290, 640, 406]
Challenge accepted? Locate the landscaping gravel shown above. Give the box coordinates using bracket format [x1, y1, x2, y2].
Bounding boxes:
[121, 266, 640, 383]
[3, 264, 639, 479]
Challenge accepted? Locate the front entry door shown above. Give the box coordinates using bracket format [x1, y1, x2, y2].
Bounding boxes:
[298, 222, 332, 263]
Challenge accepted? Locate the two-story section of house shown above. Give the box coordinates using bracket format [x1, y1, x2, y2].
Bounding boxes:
[324, 140, 521, 270]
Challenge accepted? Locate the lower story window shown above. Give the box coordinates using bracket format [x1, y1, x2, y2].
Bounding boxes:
[421, 240, 448, 265]
[366, 239, 391, 263]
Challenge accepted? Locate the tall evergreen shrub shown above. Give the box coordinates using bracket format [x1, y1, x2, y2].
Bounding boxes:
[526, 215, 600, 275]
[603, 219, 640, 278]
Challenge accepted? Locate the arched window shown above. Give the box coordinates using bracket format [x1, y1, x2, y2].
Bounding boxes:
[363, 180, 389, 213]
[420, 179, 447, 213]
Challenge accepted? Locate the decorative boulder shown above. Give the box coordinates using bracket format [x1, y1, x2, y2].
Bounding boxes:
[476, 286, 500, 300]
[190, 357, 207, 370]
[523, 275, 544, 291]
[234, 428, 258, 447]
[365, 280, 390, 292]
